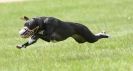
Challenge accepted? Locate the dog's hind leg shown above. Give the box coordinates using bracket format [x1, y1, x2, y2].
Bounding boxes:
[76, 25, 109, 43]
[72, 34, 86, 43]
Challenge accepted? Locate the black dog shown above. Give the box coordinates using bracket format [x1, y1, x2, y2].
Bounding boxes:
[17, 16, 109, 49]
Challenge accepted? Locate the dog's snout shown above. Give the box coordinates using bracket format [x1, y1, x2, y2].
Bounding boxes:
[19, 28, 26, 35]
[18, 27, 33, 38]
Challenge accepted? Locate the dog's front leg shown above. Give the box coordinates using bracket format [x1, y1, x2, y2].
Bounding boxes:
[17, 36, 39, 49]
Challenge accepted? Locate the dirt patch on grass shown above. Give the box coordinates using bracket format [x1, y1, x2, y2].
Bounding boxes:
[0, 0, 25, 3]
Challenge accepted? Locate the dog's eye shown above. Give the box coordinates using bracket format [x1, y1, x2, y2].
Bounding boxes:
[24, 23, 29, 27]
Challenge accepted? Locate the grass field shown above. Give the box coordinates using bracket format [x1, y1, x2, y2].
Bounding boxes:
[0, 0, 133, 71]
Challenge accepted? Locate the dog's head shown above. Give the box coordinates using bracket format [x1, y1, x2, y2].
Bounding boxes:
[19, 16, 39, 38]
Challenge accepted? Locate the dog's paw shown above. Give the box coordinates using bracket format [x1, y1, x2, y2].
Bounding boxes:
[96, 31, 110, 38]
[16, 45, 26, 49]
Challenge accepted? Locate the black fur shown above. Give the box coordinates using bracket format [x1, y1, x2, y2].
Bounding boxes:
[17, 16, 109, 48]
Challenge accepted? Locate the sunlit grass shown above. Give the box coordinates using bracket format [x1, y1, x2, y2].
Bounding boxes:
[0, 0, 133, 71]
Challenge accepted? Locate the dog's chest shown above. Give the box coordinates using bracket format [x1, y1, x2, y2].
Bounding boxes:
[37, 30, 61, 42]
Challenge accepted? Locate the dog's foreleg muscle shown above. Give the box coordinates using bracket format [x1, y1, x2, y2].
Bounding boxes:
[17, 36, 38, 49]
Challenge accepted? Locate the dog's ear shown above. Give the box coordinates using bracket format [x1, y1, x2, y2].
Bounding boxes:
[24, 16, 29, 20]
[20, 16, 29, 21]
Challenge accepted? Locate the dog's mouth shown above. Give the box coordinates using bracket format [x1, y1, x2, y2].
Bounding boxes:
[19, 26, 39, 38]
[19, 27, 34, 38]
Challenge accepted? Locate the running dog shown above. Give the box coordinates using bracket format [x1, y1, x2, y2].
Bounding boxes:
[17, 16, 109, 49]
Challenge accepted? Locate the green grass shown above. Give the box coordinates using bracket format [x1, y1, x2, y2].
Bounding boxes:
[0, 0, 133, 71]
